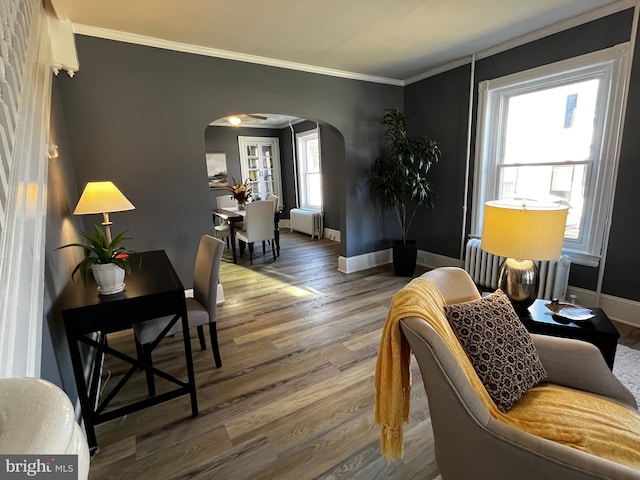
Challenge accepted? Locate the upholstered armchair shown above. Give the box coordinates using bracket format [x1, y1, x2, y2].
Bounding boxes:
[0, 378, 90, 478]
[399, 267, 640, 480]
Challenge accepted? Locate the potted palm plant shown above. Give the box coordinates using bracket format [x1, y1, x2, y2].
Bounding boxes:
[57, 224, 136, 294]
[369, 109, 441, 276]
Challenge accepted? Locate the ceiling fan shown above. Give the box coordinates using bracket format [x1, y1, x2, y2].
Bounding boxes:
[227, 113, 267, 125]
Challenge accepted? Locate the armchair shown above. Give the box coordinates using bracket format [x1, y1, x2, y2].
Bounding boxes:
[395, 267, 640, 479]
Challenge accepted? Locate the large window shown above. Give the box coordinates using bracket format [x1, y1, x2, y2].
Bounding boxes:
[472, 43, 630, 266]
[296, 129, 322, 211]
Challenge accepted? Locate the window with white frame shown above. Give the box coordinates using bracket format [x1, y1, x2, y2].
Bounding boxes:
[296, 129, 322, 211]
[472, 43, 630, 267]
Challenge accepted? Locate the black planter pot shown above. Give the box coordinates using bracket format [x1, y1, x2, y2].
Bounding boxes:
[392, 240, 417, 277]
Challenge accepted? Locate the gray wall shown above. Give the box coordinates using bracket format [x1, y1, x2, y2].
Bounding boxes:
[405, 8, 640, 301]
[42, 81, 87, 402]
[56, 35, 402, 283]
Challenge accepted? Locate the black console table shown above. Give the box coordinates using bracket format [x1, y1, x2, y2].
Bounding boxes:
[58, 250, 198, 453]
[518, 298, 619, 369]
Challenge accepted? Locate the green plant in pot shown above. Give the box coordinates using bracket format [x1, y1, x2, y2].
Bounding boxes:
[57, 224, 136, 295]
[369, 109, 441, 276]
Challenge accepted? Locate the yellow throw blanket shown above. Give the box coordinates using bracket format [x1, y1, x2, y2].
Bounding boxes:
[375, 277, 640, 470]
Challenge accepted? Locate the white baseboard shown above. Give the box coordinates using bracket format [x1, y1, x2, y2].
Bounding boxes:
[280, 221, 340, 242]
[566, 286, 640, 329]
[417, 250, 461, 269]
[338, 248, 640, 328]
[337, 248, 459, 274]
[338, 249, 392, 273]
[323, 228, 340, 242]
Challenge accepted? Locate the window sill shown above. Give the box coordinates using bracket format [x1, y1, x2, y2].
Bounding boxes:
[562, 248, 600, 268]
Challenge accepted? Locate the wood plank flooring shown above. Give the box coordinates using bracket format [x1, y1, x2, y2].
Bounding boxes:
[87, 232, 439, 480]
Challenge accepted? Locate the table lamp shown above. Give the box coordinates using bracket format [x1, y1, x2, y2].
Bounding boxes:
[73, 181, 135, 244]
[481, 199, 569, 309]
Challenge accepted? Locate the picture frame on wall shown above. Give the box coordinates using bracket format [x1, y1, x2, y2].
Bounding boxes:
[206, 152, 229, 189]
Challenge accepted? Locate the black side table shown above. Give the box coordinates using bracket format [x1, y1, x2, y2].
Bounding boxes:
[58, 250, 198, 453]
[518, 299, 619, 369]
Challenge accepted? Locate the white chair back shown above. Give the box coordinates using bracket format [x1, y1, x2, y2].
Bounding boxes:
[193, 235, 225, 322]
[242, 201, 275, 243]
[217, 195, 237, 209]
[266, 194, 279, 212]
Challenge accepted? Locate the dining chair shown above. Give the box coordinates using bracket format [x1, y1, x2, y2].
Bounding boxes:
[235, 200, 277, 265]
[266, 194, 279, 211]
[214, 196, 237, 246]
[266, 194, 279, 249]
[134, 235, 224, 395]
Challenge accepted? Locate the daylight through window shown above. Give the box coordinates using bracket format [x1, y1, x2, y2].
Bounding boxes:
[472, 43, 630, 266]
[296, 129, 322, 211]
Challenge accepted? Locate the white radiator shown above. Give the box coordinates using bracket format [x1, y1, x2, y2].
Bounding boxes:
[464, 238, 571, 301]
[290, 208, 323, 239]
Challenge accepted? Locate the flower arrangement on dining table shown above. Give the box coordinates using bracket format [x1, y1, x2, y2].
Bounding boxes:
[226, 177, 252, 207]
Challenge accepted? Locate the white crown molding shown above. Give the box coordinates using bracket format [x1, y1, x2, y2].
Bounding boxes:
[405, 57, 473, 85]
[72, 24, 405, 87]
[476, 0, 636, 62]
[405, 0, 636, 84]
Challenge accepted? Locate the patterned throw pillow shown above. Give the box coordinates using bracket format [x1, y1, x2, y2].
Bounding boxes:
[443, 289, 547, 412]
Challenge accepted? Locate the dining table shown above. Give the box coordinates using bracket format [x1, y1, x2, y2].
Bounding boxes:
[212, 206, 281, 263]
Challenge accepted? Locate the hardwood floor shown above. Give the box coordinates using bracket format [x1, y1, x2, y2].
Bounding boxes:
[88, 232, 439, 480]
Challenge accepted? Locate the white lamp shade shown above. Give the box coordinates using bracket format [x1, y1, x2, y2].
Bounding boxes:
[481, 200, 569, 260]
[73, 181, 135, 215]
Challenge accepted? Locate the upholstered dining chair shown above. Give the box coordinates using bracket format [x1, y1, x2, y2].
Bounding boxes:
[265, 194, 279, 248]
[266, 194, 279, 211]
[134, 235, 224, 395]
[214, 195, 237, 246]
[235, 200, 277, 265]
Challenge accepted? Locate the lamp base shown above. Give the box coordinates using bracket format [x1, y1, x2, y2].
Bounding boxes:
[497, 258, 539, 310]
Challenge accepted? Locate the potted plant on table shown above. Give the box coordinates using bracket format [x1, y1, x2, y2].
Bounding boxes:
[369, 109, 441, 276]
[57, 224, 136, 295]
[226, 177, 252, 209]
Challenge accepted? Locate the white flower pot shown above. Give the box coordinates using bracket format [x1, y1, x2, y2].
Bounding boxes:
[91, 263, 125, 295]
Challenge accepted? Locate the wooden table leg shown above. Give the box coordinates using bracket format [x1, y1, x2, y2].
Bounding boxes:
[274, 211, 280, 256]
[180, 311, 199, 417]
[230, 219, 238, 263]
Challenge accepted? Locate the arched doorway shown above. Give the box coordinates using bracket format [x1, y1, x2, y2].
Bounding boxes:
[204, 112, 344, 244]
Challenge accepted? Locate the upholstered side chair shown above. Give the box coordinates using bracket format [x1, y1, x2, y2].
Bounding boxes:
[214, 195, 237, 246]
[235, 200, 277, 265]
[134, 235, 224, 395]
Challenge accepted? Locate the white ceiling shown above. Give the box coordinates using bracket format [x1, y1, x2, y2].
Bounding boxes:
[50, 0, 627, 84]
[209, 114, 305, 129]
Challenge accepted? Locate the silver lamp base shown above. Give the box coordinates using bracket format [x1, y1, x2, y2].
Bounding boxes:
[497, 258, 539, 309]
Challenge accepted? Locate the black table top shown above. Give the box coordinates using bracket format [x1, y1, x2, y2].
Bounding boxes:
[57, 250, 185, 334]
[519, 298, 619, 336]
[57, 250, 181, 309]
